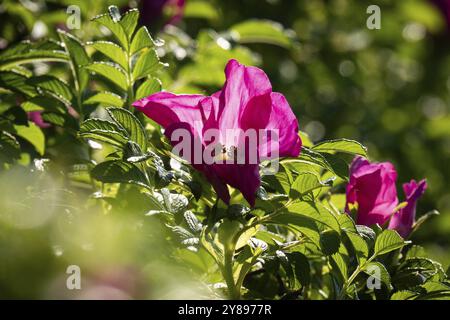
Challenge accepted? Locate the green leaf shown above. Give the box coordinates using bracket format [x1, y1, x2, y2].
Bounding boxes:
[184, 1, 220, 20]
[0, 131, 20, 164]
[405, 245, 427, 259]
[270, 214, 320, 246]
[92, 7, 128, 50]
[14, 122, 45, 155]
[230, 19, 293, 47]
[0, 71, 36, 96]
[184, 211, 202, 233]
[270, 202, 340, 248]
[21, 96, 66, 113]
[312, 139, 368, 157]
[296, 148, 345, 178]
[85, 62, 128, 91]
[374, 229, 408, 257]
[83, 91, 124, 107]
[41, 112, 66, 127]
[420, 281, 450, 299]
[262, 164, 293, 194]
[91, 160, 148, 187]
[391, 290, 417, 300]
[119, 9, 139, 37]
[26, 75, 73, 105]
[330, 252, 348, 281]
[290, 171, 334, 197]
[363, 261, 392, 289]
[319, 230, 341, 256]
[89, 41, 128, 70]
[0, 48, 68, 70]
[287, 201, 341, 233]
[132, 49, 161, 82]
[57, 29, 90, 92]
[276, 250, 297, 289]
[320, 153, 350, 181]
[130, 26, 155, 55]
[79, 118, 128, 147]
[107, 107, 148, 151]
[399, 257, 439, 279]
[135, 77, 162, 100]
[345, 231, 369, 264]
[286, 252, 311, 287]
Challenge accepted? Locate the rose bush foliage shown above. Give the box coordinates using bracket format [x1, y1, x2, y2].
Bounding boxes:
[0, 6, 449, 300]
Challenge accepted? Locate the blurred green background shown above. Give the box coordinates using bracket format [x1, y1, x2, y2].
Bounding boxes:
[1, 0, 449, 297]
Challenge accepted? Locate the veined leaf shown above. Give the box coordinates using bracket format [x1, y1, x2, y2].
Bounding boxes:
[26, 75, 73, 104]
[331, 252, 348, 282]
[21, 96, 66, 113]
[136, 77, 162, 100]
[391, 290, 417, 300]
[79, 118, 128, 147]
[89, 41, 128, 70]
[7, 65, 32, 78]
[85, 62, 128, 91]
[57, 29, 90, 92]
[363, 261, 392, 289]
[0, 48, 68, 70]
[374, 229, 408, 257]
[230, 19, 293, 48]
[14, 122, 45, 155]
[0, 71, 37, 96]
[286, 252, 311, 288]
[286, 201, 341, 233]
[84, 91, 124, 107]
[312, 139, 368, 157]
[345, 231, 369, 264]
[130, 26, 155, 54]
[184, 211, 202, 234]
[107, 107, 147, 151]
[270, 202, 340, 248]
[119, 9, 139, 37]
[91, 160, 148, 187]
[132, 49, 161, 81]
[92, 7, 129, 50]
[290, 171, 334, 197]
[319, 229, 341, 256]
[41, 112, 66, 127]
[0, 131, 20, 164]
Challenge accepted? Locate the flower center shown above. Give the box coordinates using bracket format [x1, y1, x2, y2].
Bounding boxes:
[214, 145, 238, 163]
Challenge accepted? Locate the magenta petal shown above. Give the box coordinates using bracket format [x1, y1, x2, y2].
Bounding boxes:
[212, 162, 260, 206]
[28, 111, 50, 128]
[346, 156, 399, 226]
[202, 165, 231, 204]
[388, 179, 427, 238]
[132, 92, 205, 134]
[258, 92, 301, 158]
[217, 59, 272, 131]
[133, 59, 302, 208]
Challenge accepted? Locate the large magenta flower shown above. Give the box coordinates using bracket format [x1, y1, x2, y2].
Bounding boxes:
[388, 179, 427, 238]
[345, 156, 399, 226]
[133, 59, 302, 206]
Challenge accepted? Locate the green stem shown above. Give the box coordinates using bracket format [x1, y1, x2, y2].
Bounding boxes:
[126, 46, 134, 110]
[338, 255, 375, 299]
[223, 247, 240, 300]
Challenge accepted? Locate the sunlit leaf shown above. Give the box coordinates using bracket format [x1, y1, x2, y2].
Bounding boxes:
[14, 122, 45, 155]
